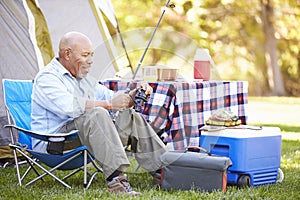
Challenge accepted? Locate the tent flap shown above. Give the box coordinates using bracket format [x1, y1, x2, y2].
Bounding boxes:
[0, 0, 119, 156]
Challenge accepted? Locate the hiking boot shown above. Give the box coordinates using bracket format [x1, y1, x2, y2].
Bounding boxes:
[149, 170, 162, 189]
[107, 174, 142, 196]
[152, 172, 161, 189]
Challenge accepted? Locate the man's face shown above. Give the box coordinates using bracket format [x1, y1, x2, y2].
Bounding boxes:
[69, 42, 94, 79]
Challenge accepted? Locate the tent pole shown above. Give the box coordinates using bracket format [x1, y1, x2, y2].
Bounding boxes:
[115, 18, 134, 74]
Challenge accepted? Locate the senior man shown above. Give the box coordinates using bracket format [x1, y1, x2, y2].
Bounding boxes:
[31, 31, 166, 196]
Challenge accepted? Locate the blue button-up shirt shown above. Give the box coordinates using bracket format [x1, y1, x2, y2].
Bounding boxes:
[31, 58, 114, 152]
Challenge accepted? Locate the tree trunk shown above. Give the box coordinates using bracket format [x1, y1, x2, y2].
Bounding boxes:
[260, 0, 286, 96]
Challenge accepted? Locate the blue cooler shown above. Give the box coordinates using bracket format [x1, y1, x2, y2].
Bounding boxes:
[200, 127, 282, 187]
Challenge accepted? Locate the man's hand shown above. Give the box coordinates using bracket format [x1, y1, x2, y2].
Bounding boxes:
[139, 82, 153, 96]
[128, 82, 153, 101]
[111, 93, 132, 110]
[86, 82, 153, 111]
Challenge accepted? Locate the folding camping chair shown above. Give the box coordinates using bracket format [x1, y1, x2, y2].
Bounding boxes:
[2, 79, 102, 189]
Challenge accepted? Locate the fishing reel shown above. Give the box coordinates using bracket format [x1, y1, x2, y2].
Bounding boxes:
[133, 87, 150, 112]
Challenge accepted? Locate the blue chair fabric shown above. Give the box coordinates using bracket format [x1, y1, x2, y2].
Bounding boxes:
[2, 79, 102, 189]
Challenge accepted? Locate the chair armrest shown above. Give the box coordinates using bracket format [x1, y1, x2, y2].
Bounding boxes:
[4, 124, 78, 142]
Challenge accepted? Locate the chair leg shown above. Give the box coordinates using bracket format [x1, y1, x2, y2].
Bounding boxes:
[62, 168, 82, 181]
[24, 157, 72, 188]
[62, 150, 102, 190]
[27, 151, 87, 188]
[25, 158, 44, 181]
[87, 153, 103, 173]
[13, 149, 22, 186]
[85, 152, 102, 190]
[12, 146, 102, 190]
[85, 171, 99, 190]
[83, 150, 87, 190]
[19, 151, 77, 188]
[20, 160, 34, 181]
[12, 148, 45, 184]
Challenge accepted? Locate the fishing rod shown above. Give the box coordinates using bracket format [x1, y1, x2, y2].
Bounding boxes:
[132, 0, 175, 81]
[127, 0, 175, 112]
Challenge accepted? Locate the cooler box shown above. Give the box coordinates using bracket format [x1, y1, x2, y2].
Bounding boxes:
[200, 127, 282, 187]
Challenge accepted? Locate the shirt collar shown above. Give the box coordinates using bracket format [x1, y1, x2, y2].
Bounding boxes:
[53, 57, 74, 77]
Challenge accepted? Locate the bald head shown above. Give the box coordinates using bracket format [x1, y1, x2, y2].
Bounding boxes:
[58, 31, 93, 57]
[58, 31, 94, 79]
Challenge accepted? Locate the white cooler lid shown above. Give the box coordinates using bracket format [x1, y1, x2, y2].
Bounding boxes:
[201, 126, 281, 138]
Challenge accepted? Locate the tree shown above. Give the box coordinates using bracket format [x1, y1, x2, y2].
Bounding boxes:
[260, 0, 286, 95]
[111, 0, 300, 96]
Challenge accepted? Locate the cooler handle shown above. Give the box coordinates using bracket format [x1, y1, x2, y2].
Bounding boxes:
[185, 146, 212, 156]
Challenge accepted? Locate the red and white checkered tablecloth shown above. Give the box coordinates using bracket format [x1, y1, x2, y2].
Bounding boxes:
[101, 80, 248, 150]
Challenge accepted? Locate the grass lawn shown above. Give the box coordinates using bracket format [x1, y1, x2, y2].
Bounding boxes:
[0, 97, 299, 199]
[247, 96, 300, 134]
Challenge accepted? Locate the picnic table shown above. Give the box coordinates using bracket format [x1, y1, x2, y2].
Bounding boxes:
[101, 80, 248, 150]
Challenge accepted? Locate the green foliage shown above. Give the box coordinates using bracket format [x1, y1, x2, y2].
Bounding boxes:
[111, 0, 300, 96]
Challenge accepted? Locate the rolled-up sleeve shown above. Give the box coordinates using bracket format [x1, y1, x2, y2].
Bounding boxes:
[95, 84, 114, 100]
